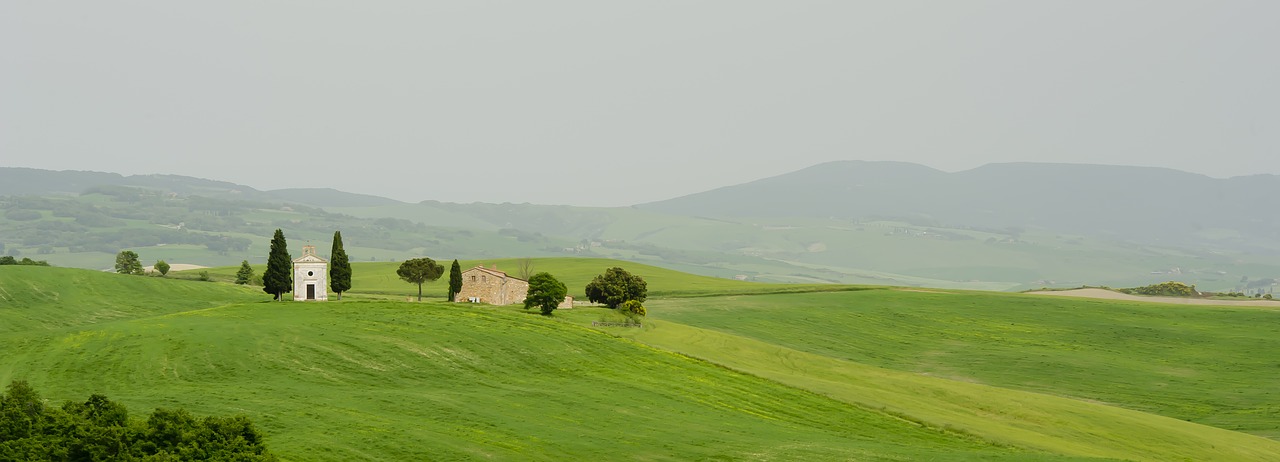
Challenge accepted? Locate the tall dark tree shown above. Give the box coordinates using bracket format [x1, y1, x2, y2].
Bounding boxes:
[329, 231, 352, 300]
[448, 259, 463, 302]
[262, 229, 292, 301]
[397, 257, 444, 301]
[584, 267, 647, 308]
[525, 272, 568, 316]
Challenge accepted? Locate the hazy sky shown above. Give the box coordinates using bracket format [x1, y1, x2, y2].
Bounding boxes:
[2, 2, 1276, 206]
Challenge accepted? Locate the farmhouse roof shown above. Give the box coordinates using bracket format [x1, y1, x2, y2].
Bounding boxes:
[463, 265, 525, 282]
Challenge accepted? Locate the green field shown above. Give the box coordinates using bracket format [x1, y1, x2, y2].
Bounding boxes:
[5, 261, 1280, 460]
[633, 290, 1280, 438]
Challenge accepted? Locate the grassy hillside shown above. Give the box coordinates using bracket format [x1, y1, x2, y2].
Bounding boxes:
[600, 318, 1280, 461]
[0, 277, 1074, 460]
[9, 263, 1280, 460]
[639, 289, 1280, 439]
[0, 266, 260, 333]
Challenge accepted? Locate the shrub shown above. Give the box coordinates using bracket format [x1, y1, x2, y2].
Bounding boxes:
[620, 300, 646, 318]
[1119, 281, 1196, 297]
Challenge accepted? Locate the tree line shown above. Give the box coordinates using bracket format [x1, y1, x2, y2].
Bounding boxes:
[0, 381, 276, 461]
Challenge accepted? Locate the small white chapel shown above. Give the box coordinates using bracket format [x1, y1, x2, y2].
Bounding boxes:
[292, 245, 328, 301]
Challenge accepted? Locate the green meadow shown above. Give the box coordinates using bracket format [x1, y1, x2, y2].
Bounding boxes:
[633, 290, 1280, 437]
[4, 259, 1280, 460]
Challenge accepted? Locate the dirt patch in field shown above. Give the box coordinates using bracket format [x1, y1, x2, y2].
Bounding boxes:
[1028, 288, 1280, 307]
[146, 263, 208, 273]
[895, 288, 949, 294]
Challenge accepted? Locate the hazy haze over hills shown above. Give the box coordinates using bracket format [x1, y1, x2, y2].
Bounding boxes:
[2, 2, 1277, 206]
[643, 160, 1280, 246]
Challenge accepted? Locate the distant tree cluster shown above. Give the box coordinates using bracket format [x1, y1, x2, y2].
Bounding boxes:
[0, 256, 50, 267]
[0, 380, 276, 461]
[1120, 281, 1197, 297]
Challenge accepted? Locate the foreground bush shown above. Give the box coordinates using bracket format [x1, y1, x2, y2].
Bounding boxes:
[0, 381, 276, 461]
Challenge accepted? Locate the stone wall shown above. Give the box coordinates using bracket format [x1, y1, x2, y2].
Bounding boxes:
[456, 268, 528, 305]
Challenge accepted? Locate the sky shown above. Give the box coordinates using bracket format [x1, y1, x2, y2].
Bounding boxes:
[2, 1, 1277, 206]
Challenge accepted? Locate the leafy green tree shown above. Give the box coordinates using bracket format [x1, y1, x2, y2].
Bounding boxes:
[584, 267, 647, 308]
[525, 272, 568, 315]
[154, 260, 171, 276]
[329, 231, 352, 300]
[262, 229, 292, 301]
[0, 256, 16, 265]
[235, 260, 255, 285]
[397, 257, 444, 301]
[448, 259, 463, 302]
[114, 250, 143, 275]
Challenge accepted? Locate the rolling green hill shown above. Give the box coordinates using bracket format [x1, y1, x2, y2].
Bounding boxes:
[6, 264, 1280, 460]
[0, 266, 260, 333]
[629, 289, 1280, 439]
[2, 267, 1086, 461]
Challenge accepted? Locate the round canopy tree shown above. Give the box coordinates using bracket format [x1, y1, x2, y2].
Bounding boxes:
[524, 272, 568, 315]
[397, 257, 444, 301]
[584, 267, 647, 308]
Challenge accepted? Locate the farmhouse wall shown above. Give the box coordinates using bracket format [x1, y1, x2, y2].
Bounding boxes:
[456, 267, 528, 305]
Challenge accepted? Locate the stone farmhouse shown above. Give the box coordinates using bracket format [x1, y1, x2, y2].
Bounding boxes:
[456, 266, 528, 305]
[292, 245, 328, 301]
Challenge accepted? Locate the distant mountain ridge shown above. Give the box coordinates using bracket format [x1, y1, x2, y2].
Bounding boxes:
[641, 161, 1280, 245]
[0, 167, 403, 208]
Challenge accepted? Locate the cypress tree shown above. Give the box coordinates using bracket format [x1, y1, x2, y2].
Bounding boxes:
[448, 259, 463, 301]
[262, 229, 292, 301]
[329, 231, 352, 300]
